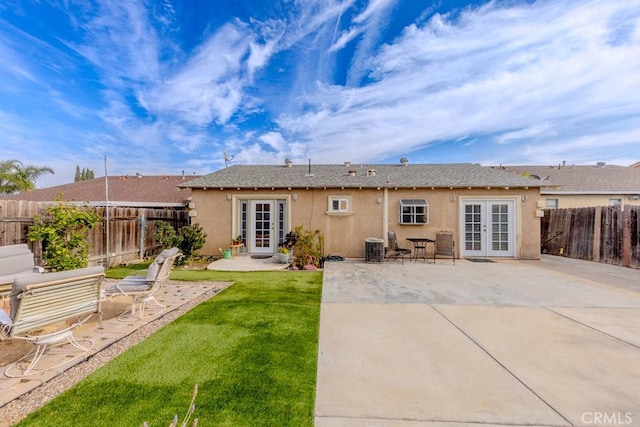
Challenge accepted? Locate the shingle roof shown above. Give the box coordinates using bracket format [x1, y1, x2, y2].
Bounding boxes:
[501, 165, 640, 193]
[0, 175, 196, 206]
[179, 163, 546, 189]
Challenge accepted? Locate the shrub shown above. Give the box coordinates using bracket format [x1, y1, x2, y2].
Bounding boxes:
[179, 223, 207, 261]
[292, 226, 323, 269]
[28, 202, 100, 271]
[155, 221, 182, 248]
[154, 221, 207, 263]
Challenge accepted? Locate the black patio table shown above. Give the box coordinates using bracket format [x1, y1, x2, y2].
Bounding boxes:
[406, 237, 435, 262]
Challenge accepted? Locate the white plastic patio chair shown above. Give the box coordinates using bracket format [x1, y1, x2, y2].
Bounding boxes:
[103, 248, 180, 320]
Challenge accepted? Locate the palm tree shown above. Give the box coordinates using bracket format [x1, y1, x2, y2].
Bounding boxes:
[0, 160, 54, 194]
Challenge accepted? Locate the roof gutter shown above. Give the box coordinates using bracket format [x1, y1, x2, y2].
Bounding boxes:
[542, 190, 640, 195]
[35, 201, 188, 208]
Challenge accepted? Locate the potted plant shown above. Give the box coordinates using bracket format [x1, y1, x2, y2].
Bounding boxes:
[278, 246, 290, 264]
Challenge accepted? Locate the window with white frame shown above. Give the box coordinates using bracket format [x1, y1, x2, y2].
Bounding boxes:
[328, 196, 351, 214]
[545, 198, 558, 209]
[399, 199, 428, 224]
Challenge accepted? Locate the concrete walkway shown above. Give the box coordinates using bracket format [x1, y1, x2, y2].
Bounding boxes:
[315, 256, 640, 426]
[206, 253, 290, 271]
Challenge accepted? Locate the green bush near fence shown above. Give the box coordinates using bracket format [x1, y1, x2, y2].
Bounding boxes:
[28, 201, 100, 271]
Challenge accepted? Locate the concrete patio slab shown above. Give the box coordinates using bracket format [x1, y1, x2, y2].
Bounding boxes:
[548, 307, 640, 348]
[321, 259, 640, 307]
[316, 303, 567, 425]
[435, 305, 640, 425]
[206, 254, 290, 271]
[316, 256, 640, 426]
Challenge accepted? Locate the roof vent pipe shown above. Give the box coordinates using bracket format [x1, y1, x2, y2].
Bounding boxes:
[400, 157, 409, 166]
[285, 159, 293, 168]
[344, 161, 351, 166]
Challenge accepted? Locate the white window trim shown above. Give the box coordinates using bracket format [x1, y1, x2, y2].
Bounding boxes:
[399, 199, 429, 225]
[326, 196, 353, 215]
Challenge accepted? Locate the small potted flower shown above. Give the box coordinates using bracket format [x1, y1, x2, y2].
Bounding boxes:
[278, 246, 290, 264]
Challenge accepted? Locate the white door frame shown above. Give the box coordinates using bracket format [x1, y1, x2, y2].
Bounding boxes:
[460, 198, 516, 258]
[250, 200, 275, 254]
[230, 195, 292, 255]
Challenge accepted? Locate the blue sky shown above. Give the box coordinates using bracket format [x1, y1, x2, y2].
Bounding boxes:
[1, 0, 639, 188]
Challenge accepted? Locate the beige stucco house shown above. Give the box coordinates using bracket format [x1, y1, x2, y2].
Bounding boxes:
[501, 163, 640, 209]
[180, 159, 547, 260]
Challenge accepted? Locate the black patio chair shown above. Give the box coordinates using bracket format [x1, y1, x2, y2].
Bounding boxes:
[434, 232, 455, 264]
[385, 231, 412, 264]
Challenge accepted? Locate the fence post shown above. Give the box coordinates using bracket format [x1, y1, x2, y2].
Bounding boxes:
[593, 206, 601, 262]
[622, 207, 631, 268]
[138, 213, 147, 260]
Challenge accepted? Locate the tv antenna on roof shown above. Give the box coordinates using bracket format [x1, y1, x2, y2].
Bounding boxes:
[223, 151, 235, 168]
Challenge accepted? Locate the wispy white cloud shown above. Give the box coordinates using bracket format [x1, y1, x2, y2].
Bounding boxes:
[329, 28, 358, 52]
[327, 0, 399, 86]
[259, 131, 288, 151]
[0, 41, 37, 84]
[150, 22, 250, 125]
[66, 0, 162, 84]
[496, 123, 556, 144]
[247, 38, 279, 79]
[354, 0, 395, 24]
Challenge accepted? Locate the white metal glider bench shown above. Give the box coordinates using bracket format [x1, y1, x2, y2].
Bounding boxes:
[0, 244, 45, 299]
[0, 266, 105, 377]
[103, 248, 180, 320]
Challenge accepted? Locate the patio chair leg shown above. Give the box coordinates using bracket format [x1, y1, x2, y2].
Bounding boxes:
[118, 295, 167, 320]
[143, 296, 166, 315]
[22, 344, 48, 376]
[5, 334, 94, 378]
[117, 299, 143, 321]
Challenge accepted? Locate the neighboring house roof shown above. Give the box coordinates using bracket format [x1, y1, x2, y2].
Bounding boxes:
[501, 164, 640, 195]
[0, 175, 197, 207]
[180, 162, 546, 189]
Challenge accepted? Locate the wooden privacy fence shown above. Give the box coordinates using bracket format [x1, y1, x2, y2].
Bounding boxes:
[541, 205, 640, 269]
[0, 200, 189, 268]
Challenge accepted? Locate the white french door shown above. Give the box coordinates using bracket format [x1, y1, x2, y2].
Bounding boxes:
[461, 200, 515, 258]
[250, 200, 275, 253]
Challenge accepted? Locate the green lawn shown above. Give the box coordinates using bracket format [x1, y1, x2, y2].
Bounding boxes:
[18, 269, 323, 426]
